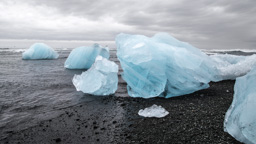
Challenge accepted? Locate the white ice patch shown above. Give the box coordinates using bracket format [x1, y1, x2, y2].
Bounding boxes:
[211, 54, 256, 80]
[138, 104, 169, 118]
[132, 42, 145, 49]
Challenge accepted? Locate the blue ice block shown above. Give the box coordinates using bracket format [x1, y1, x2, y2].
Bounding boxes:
[65, 44, 109, 69]
[116, 33, 217, 98]
[72, 56, 118, 95]
[224, 66, 256, 144]
[22, 43, 59, 60]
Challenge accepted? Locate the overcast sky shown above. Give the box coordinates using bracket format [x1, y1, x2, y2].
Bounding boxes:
[0, 0, 255, 49]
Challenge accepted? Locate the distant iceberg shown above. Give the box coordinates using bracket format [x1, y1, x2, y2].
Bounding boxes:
[116, 33, 217, 98]
[65, 44, 109, 69]
[72, 56, 118, 95]
[138, 104, 169, 118]
[22, 43, 59, 60]
[224, 66, 256, 144]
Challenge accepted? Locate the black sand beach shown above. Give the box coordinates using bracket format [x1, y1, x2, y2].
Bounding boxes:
[0, 49, 242, 143]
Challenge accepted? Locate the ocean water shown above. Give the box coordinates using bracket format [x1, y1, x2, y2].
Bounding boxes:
[0, 48, 126, 139]
[0, 48, 255, 139]
[203, 49, 256, 56]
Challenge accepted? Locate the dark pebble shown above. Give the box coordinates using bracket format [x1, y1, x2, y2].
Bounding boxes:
[55, 138, 61, 143]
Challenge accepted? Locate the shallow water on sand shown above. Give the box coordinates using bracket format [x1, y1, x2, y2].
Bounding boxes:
[0, 49, 127, 139]
[0, 50, 81, 138]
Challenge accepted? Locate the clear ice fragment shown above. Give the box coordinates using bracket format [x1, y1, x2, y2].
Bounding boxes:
[138, 104, 169, 118]
[72, 56, 118, 95]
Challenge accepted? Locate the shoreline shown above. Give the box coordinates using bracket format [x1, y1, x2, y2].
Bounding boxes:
[1, 80, 242, 144]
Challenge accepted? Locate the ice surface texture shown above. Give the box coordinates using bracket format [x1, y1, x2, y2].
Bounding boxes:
[138, 104, 169, 118]
[116, 33, 217, 98]
[22, 43, 59, 60]
[72, 56, 118, 95]
[211, 54, 256, 80]
[65, 44, 109, 69]
[224, 66, 256, 144]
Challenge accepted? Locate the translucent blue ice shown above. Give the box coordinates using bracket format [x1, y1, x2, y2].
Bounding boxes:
[224, 66, 256, 144]
[116, 33, 217, 98]
[65, 44, 109, 69]
[22, 43, 59, 59]
[72, 56, 118, 95]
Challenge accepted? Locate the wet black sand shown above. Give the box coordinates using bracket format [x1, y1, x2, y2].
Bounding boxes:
[0, 50, 242, 144]
[1, 80, 241, 144]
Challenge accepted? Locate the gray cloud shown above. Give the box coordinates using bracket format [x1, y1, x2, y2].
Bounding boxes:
[0, 0, 255, 49]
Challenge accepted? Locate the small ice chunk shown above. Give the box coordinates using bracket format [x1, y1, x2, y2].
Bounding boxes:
[138, 104, 169, 118]
[22, 43, 59, 59]
[226, 90, 229, 93]
[224, 66, 256, 144]
[72, 56, 118, 95]
[65, 43, 109, 69]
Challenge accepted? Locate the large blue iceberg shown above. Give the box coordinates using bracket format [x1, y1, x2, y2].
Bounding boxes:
[224, 66, 256, 144]
[116, 33, 218, 98]
[65, 44, 109, 69]
[22, 43, 59, 59]
[72, 56, 118, 95]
